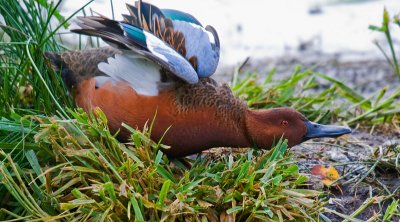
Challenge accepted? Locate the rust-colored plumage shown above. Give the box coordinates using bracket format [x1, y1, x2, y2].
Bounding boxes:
[46, 48, 351, 157]
[75, 78, 250, 157]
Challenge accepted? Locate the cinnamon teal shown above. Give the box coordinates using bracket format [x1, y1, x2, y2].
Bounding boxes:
[45, 0, 351, 157]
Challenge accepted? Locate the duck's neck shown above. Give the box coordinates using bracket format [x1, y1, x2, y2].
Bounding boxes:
[159, 107, 252, 157]
[178, 109, 281, 152]
[194, 117, 251, 148]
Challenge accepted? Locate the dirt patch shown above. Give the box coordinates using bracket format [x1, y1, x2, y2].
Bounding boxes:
[292, 126, 400, 221]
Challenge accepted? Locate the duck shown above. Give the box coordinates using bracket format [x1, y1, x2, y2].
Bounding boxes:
[45, 0, 351, 157]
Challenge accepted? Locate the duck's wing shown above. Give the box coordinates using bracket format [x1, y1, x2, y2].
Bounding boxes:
[72, 15, 198, 85]
[123, 1, 220, 77]
[69, 1, 220, 96]
[45, 47, 172, 96]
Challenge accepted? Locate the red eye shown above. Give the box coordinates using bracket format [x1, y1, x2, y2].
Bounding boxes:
[281, 120, 288, 126]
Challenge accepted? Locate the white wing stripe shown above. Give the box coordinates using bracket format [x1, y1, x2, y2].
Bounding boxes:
[98, 53, 162, 96]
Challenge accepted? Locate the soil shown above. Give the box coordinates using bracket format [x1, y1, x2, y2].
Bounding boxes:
[293, 127, 400, 221]
[214, 52, 400, 221]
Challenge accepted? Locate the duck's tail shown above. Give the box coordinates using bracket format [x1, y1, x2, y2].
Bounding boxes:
[44, 51, 77, 89]
[44, 47, 120, 90]
[44, 52, 61, 72]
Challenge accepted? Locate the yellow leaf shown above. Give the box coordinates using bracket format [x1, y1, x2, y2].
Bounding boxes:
[325, 166, 340, 180]
[311, 165, 340, 186]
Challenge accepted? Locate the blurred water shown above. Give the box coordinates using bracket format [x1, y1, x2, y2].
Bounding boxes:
[63, 0, 400, 66]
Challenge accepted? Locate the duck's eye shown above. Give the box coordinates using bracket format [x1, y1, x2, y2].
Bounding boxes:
[281, 120, 288, 126]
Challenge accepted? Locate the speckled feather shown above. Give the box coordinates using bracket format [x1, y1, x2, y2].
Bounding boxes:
[45, 47, 120, 89]
[125, 2, 188, 57]
[124, 1, 219, 76]
[174, 79, 247, 126]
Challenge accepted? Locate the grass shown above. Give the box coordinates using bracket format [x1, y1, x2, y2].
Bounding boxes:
[232, 68, 400, 126]
[0, 0, 77, 116]
[369, 8, 400, 81]
[0, 109, 325, 221]
[0, 0, 399, 221]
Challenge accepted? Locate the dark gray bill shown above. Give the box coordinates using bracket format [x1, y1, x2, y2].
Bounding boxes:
[303, 120, 352, 141]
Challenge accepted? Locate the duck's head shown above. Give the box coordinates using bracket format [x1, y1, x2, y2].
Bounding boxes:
[245, 108, 351, 148]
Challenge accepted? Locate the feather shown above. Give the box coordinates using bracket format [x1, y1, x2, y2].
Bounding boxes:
[188, 56, 198, 72]
[135, 0, 143, 26]
[205, 25, 220, 49]
[98, 53, 161, 96]
[128, 1, 164, 34]
[121, 23, 197, 84]
[72, 17, 198, 84]
[95, 76, 115, 88]
[137, 0, 164, 32]
[171, 20, 220, 77]
[126, 3, 140, 24]
[76, 16, 123, 35]
[122, 14, 137, 26]
[72, 1, 221, 80]
[161, 9, 202, 26]
[158, 8, 220, 76]
[153, 16, 162, 38]
[173, 31, 186, 57]
[164, 18, 173, 29]
[141, 14, 150, 31]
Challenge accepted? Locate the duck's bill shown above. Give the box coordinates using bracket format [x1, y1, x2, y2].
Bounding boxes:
[303, 120, 352, 141]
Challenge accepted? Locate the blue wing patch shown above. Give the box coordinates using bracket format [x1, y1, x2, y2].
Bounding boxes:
[161, 9, 203, 27]
[121, 23, 198, 84]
